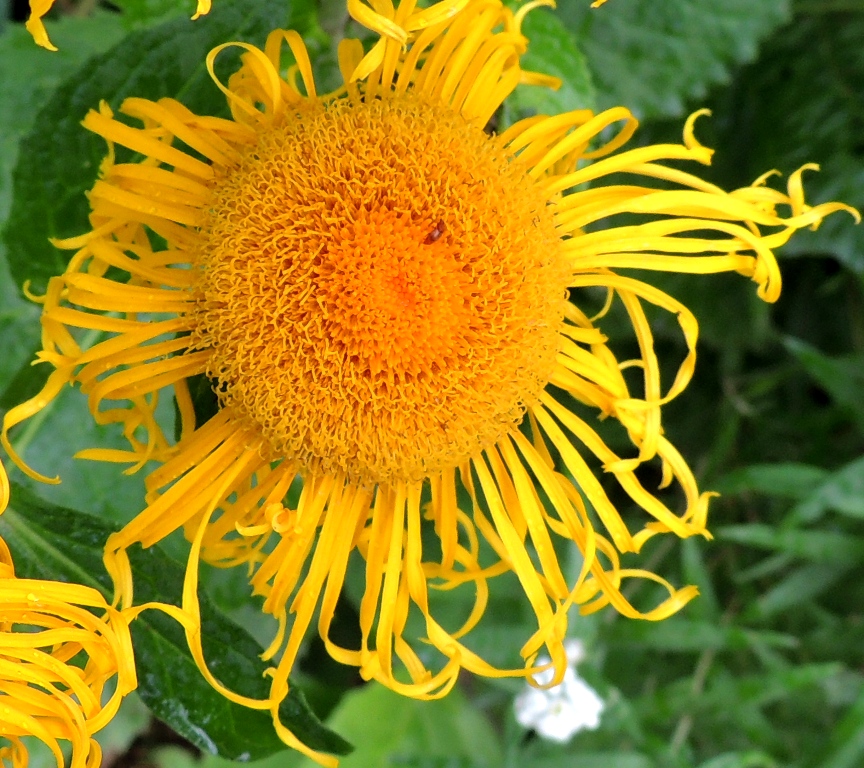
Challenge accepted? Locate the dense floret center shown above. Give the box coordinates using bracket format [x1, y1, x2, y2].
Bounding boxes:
[191, 95, 569, 483]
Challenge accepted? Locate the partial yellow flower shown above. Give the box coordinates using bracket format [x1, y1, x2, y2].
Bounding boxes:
[25, 0, 213, 50]
[3, 0, 855, 762]
[0, 461, 138, 768]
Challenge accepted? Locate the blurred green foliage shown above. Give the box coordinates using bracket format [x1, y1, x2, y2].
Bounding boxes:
[1, 0, 863, 767]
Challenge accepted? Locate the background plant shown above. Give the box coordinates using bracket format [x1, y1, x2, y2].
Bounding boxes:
[1, 0, 862, 766]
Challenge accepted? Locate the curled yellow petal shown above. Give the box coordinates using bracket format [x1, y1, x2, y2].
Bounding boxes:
[0, 470, 137, 766]
[25, 0, 57, 51]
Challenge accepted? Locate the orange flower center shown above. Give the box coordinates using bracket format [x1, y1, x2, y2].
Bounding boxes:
[191, 95, 569, 483]
[315, 208, 473, 375]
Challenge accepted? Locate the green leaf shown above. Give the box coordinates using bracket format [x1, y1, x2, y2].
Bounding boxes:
[0, 484, 351, 760]
[0, 15, 126, 390]
[501, 8, 595, 126]
[784, 337, 864, 434]
[755, 563, 852, 617]
[3, 0, 311, 296]
[717, 524, 864, 565]
[696, 752, 777, 768]
[111, 0, 198, 29]
[298, 682, 501, 768]
[810, 687, 864, 768]
[701, 663, 841, 711]
[556, 0, 790, 119]
[609, 618, 795, 653]
[528, 755, 653, 768]
[0, 350, 49, 412]
[0, 264, 40, 395]
[0, 14, 126, 219]
[3, 484, 117, 590]
[680, 538, 720, 621]
[713, 463, 829, 500]
[788, 455, 864, 524]
[735, 553, 794, 585]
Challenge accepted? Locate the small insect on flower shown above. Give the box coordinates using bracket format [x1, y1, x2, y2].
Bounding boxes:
[425, 220, 447, 244]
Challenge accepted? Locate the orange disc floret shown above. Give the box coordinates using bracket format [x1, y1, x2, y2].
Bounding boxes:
[191, 96, 569, 483]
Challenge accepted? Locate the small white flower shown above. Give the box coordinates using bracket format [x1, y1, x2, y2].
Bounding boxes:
[564, 638, 586, 666]
[514, 639, 604, 743]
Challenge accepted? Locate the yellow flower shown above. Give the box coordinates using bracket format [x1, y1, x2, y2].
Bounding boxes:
[0, 461, 138, 768]
[25, 0, 213, 50]
[3, 0, 854, 762]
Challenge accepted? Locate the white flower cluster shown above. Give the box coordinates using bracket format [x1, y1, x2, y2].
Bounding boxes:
[514, 639, 604, 742]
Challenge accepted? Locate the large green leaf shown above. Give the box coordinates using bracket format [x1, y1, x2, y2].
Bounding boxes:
[755, 563, 853, 618]
[0, 484, 351, 760]
[680, 538, 720, 621]
[111, 0, 198, 29]
[810, 687, 864, 768]
[3, 0, 313, 296]
[666, 663, 841, 716]
[609, 618, 795, 653]
[0, 14, 126, 219]
[556, 0, 790, 119]
[784, 337, 864, 435]
[713, 463, 829, 501]
[523, 756, 653, 768]
[696, 753, 777, 768]
[0, 15, 127, 389]
[717, 525, 864, 565]
[788, 455, 864, 524]
[0, 261, 40, 394]
[297, 682, 501, 768]
[501, 7, 595, 126]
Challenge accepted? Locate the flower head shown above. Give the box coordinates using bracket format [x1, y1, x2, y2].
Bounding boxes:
[3, 0, 855, 762]
[0, 461, 137, 768]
